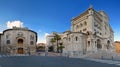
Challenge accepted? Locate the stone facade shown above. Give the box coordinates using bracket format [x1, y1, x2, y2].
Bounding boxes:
[61, 31, 87, 55]
[46, 7, 114, 56]
[63, 7, 114, 55]
[46, 33, 54, 47]
[0, 27, 37, 55]
[46, 33, 61, 52]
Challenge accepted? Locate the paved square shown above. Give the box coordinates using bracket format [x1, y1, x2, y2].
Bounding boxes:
[0, 56, 119, 67]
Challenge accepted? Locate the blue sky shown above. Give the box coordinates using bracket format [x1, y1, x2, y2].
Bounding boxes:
[0, 0, 120, 43]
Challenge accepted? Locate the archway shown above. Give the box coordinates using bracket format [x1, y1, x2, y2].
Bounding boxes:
[18, 39, 23, 44]
[18, 39, 23, 46]
[97, 39, 102, 49]
[17, 48, 23, 54]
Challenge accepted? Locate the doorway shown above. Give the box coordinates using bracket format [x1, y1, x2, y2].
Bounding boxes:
[97, 39, 102, 49]
[17, 48, 23, 54]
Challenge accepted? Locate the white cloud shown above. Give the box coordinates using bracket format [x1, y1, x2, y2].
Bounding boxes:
[45, 33, 50, 37]
[0, 20, 23, 33]
[38, 29, 42, 33]
[37, 36, 45, 43]
[114, 28, 120, 41]
[7, 20, 23, 28]
[37, 32, 50, 43]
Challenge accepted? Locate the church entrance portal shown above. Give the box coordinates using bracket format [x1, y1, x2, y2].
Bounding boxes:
[17, 48, 23, 54]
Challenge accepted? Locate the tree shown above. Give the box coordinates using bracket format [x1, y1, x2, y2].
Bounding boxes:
[49, 38, 56, 52]
[38, 46, 44, 49]
[52, 33, 61, 53]
[50, 38, 56, 45]
[37, 46, 45, 52]
[48, 45, 54, 52]
[58, 43, 64, 53]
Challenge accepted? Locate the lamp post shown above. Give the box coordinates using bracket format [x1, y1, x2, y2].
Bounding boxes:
[45, 45, 48, 56]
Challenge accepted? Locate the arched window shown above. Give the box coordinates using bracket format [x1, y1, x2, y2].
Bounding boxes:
[88, 41, 90, 47]
[97, 39, 102, 49]
[84, 21, 87, 25]
[107, 40, 110, 49]
[18, 39, 23, 44]
[75, 36, 78, 41]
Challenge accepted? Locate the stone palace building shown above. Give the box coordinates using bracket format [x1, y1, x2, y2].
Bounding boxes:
[0, 27, 37, 55]
[46, 7, 114, 56]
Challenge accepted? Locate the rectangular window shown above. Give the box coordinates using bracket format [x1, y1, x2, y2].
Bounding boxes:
[6, 40, 10, 44]
[30, 41, 34, 45]
[30, 35, 34, 40]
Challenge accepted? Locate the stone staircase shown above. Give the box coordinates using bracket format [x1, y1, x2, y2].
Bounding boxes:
[84, 51, 120, 60]
[47, 52, 60, 56]
[64, 51, 120, 60]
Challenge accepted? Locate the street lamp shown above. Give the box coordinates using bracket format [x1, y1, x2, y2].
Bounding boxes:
[45, 45, 48, 56]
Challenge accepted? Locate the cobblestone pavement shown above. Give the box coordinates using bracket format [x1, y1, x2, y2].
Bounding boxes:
[0, 55, 119, 67]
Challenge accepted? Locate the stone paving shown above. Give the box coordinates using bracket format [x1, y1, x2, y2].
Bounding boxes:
[0, 55, 120, 67]
[1, 52, 120, 67]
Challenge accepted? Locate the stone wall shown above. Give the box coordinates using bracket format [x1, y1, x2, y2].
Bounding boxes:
[0, 28, 37, 55]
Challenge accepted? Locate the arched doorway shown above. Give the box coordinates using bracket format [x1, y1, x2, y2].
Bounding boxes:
[17, 48, 23, 54]
[107, 40, 110, 49]
[18, 39, 23, 46]
[18, 39, 23, 44]
[97, 39, 102, 49]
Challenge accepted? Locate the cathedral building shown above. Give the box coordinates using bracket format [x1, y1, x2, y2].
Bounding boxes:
[0, 27, 37, 55]
[46, 7, 114, 56]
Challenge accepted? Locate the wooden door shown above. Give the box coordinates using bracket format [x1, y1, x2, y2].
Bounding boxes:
[18, 48, 23, 54]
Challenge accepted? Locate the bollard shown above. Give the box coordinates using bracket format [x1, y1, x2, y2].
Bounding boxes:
[67, 53, 69, 58]
[111, 56, 113, 60]
[101, 56, 103, 59]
